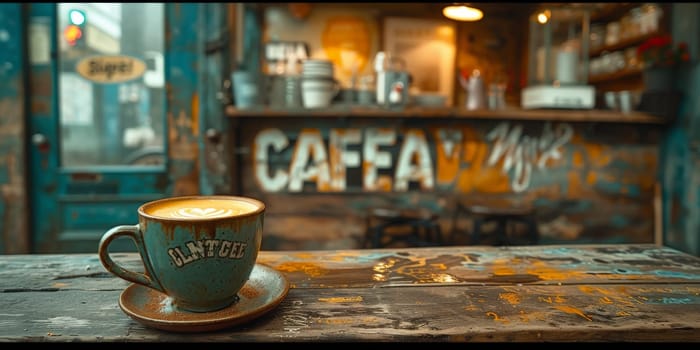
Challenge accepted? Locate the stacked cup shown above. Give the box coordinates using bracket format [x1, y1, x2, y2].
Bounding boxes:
[301, 59, 339, 109]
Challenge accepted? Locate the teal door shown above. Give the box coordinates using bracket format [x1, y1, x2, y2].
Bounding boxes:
[27, 3, 211, 253]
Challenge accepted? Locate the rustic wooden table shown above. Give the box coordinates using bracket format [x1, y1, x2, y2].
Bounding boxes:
[1, 244, 700, 342]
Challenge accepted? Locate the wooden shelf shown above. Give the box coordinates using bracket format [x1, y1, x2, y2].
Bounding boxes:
[588, 67, 643, 84]
[590, 3, 638, 22]
[589, 32, 659, 57]
[585, 3, 669, 93]
[225, 105, 668, 124]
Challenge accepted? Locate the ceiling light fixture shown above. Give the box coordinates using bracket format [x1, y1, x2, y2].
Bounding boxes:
[537, 10, 551, 24]
[442, 3, 484, 22]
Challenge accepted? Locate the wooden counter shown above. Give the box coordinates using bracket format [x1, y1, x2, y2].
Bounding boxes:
[220, 105, 665, 251]
[1, 244, 699, 342]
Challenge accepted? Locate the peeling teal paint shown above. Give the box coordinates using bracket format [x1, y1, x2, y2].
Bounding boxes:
[649, 297, 696, 305]
[610, 215, 629, 229]
[0, 3, 27, 253]
[593, 181, 623, 195]
[563, 267, 698, 278]
[541, 247, 579, 255]
[663, 3, 700, 256]
[165, 3, 200, 196]
[353, 252, 407, 263]
[654, 270, 700, 280]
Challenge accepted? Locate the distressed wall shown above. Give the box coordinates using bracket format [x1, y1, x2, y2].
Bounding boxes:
[233, 117, 660, 251]
[0, 4, 28, 254]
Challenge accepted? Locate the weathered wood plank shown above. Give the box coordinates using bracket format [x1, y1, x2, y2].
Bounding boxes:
[3, 245, 699, 291]
[1, 245, 700, 341]
[1, 284, 699, 341]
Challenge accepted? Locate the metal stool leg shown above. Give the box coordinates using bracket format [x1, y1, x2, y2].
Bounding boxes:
[449, 208, 459, 244]
[412, 221, 421, 245]
[433, 221, 443, 245]
[372, 224, 385, 248]
[472, 217, 482, 244]
[497, 218, 509, 246]
[526, 217, 539, 244]
[363, 214, 374, 248]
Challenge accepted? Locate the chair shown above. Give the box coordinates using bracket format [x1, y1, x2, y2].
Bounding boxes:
[362, 207, 443, 249]
[449, 200, 539, 246]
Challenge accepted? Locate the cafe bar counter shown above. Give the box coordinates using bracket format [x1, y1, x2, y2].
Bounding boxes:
[1, 244, 699, 342]
[223, 106, 668, 251]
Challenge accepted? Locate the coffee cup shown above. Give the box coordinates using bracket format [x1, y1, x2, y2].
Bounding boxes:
[98, 195, 265, 313]
[301, 77, 339, 109]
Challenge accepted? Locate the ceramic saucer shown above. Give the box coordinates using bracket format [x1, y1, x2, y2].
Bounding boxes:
[118, 263, 290, 333]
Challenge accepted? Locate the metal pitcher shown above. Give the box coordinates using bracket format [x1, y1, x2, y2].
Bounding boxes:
[459, 69, 486, 110]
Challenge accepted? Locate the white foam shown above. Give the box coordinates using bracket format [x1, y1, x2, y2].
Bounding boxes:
[169, 207, 238, 219]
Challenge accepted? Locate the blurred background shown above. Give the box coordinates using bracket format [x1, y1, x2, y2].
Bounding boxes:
[0, 2, 698, 256]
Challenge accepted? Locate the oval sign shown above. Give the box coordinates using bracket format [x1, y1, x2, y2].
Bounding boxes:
[76, 55, 147, 84]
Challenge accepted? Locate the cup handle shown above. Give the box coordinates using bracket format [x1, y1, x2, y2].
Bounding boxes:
[98, 224, 165, 293]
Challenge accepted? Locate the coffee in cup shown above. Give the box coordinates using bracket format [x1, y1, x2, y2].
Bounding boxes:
[98, 195, 265, 313]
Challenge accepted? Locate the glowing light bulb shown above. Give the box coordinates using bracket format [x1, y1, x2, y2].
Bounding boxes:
[443, 4, 484, 22]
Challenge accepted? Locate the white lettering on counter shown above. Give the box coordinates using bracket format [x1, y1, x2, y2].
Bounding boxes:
[486, 121, 573, 192]
[394, 129, 434, 191]
[329, 128, 362, 191]
[255, 128, 289, 191]
[288, 129, 331, 191]
[252, 123, 573, 193]
[363, 128, 396, 191]
[254, 127, 434, 192]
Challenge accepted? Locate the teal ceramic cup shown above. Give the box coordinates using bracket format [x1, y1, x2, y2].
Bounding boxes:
[98, 195, 265, 313]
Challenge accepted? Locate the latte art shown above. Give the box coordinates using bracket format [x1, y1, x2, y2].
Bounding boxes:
[170, 207, 238, 219]
[144, 197, 261, 220]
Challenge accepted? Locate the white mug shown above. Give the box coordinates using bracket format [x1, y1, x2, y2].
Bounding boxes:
[301, 78, 339, 109]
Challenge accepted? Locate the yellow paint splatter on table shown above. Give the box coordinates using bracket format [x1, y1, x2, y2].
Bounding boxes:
[486, 311, 509, 323]
[499, 292, 521, 305]
[318, 296, 363, 303]
[554, 305, 592, 321]
[275, 262, 328, 277]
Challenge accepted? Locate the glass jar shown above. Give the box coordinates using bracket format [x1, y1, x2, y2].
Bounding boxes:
[589, 23, 605, 51]
[605, 21, 621, 46]
[640, 3, 662, 34]
[625, 47, 640, 70]
[525, 5, 591, 86]
[619, 14, 639, 40]
[629, 7, 643, 38]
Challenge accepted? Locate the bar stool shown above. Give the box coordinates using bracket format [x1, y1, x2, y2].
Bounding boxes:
[362, 207, 443, 249]
[449, 201, 539, 246]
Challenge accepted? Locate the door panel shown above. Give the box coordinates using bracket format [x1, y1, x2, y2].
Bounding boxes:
[28, 3, 200, 253]
[58, 4, 166, 168]
[198, 2, 234, 195]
